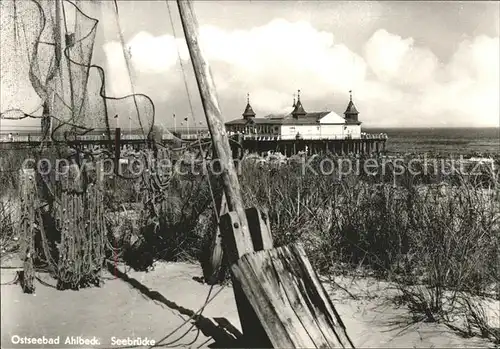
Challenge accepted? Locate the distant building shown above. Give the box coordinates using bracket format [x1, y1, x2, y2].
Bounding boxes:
[225, 90, 362, 140]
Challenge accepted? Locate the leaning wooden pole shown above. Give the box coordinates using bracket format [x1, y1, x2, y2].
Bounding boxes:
[176, 1, 354, 348]
[176, 0, 253, 256]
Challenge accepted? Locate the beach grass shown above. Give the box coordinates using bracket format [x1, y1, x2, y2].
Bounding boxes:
[0, 150, 498, 343]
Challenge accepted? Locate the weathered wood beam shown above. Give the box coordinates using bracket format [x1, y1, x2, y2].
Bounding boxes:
[231, 243, 355, 348]
[19, 169, 37, 294]
[220, 210, 274, 347]
[177, 0, 253, 257]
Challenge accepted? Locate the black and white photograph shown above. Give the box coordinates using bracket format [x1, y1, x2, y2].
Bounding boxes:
[1, 0, 499, 348]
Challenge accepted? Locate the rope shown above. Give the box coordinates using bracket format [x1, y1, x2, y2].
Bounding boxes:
[164, 1, 230, 284]
[99, 284, 226, 349]
[165, 0, 195, 120]
[165, 0, 221, 224]
[163, 0, 203, 144]
[0, 272, 20, 286]
[149, 284, 222, 348]
[111, 0, 146, 139]
[11, 0, 20, 59]
[61, 0, 76, 118]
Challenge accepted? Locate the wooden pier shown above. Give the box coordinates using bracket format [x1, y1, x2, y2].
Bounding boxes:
[1, 129, 387, 158]
[230, 134, 388, 158]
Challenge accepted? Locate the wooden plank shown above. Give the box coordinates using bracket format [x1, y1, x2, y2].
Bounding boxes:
[19, 169, 37, 293]
[204, 201, 273, 284]
[231, 243, 355, 348]
[219, 210, 273, 347]
[177, 0, 253, 257]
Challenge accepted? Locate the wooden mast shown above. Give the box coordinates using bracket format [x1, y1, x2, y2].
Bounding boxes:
[176, 0, 254, 256]
[176, 2, 354, 348]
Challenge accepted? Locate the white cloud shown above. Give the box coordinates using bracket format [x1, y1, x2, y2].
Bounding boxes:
[420, 35, 500, 126]
[127, 32, 184, 73]
[102, 19, 499, 127]
[364, 29, 439, 87]
[250, 89, 293, 114]
[447, 35, 499, 85]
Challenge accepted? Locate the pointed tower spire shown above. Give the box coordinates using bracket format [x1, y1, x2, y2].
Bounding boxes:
[344, 90, 359, 122]
[292, 89, 306, 119]
[292, 93, 296, 108]
[242, 93, 256, 120]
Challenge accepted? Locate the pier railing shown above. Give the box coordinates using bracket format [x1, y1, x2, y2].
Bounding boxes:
[228, 132, 389, 141]
[0, 130, 388, 143]
[0, 129, 211, 143]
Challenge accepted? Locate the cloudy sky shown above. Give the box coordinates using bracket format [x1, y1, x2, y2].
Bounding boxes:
[1, 0, 499, 130]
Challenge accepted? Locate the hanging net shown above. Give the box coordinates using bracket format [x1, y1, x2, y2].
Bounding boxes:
[1, 0, 157, 290]
[1, 0, 224, 291]
[1, 0, 155, 139]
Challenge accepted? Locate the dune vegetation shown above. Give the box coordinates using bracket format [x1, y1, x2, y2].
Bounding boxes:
[1, 149, 499, 344]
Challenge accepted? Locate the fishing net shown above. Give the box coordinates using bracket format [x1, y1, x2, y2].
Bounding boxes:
[1, 0, 155, 138]
[1, 0, 157, 290]
[2, 0, 225, 292]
